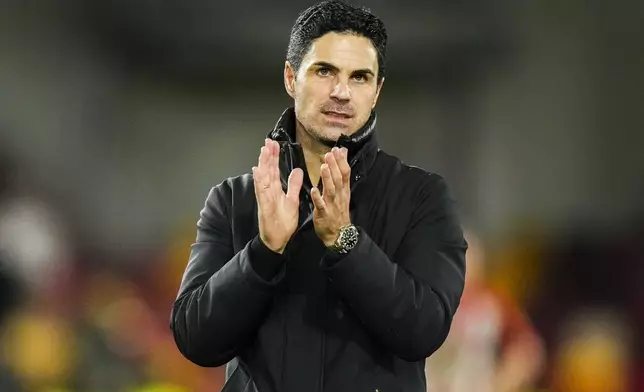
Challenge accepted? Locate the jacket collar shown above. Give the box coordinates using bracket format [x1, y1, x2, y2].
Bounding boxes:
[266, 107, 379, 192]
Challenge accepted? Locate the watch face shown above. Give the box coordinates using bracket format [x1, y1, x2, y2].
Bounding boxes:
[339, 225, 359, 250]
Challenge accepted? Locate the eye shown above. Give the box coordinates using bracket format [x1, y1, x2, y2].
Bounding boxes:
[352, 74, 368, 83]
[316, 68, 332, 77]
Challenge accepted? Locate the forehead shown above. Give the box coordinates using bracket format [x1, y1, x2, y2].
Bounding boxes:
[301, 32, 378, 72]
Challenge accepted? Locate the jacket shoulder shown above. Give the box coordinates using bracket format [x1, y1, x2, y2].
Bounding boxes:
[206, 173, 254, 204]
[197, 173, 255, 243]
[200, 173, 254, 222]
[375, 150, 449, 195]
[223, 173, 254, 195]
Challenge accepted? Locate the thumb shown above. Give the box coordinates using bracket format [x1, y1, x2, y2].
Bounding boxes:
[286, 168, 304, 202]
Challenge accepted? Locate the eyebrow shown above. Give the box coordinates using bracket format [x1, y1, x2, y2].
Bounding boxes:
[311, 61, 375, 77]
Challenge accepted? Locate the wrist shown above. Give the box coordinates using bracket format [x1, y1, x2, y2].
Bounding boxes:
[260, 236, 286, 254]
[272, 244, 286, 254]
[323, 234, 339, 248]
[324, 223, 350, 247]
[249, 236, 286, 282]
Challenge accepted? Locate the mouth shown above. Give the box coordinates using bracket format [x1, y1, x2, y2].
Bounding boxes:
[323, 111, 353, 119]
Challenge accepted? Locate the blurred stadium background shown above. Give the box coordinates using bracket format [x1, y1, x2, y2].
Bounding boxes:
[0, 1, 642, 391]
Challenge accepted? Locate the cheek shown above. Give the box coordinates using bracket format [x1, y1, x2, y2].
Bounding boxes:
[357, 90, 377, 112]
[296, 85, 324, 111]
[294, 88, 320, 123]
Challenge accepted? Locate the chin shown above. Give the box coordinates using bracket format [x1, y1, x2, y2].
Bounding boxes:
[303, 117, 357, 144]
[315, 127, 347, 143]
[322, 118, 357, 135]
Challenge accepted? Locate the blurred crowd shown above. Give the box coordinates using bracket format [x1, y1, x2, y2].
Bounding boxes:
[0, 151, 226, 392]
[0, 147, 642, 392]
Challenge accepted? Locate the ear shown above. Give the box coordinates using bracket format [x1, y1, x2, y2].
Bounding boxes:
[372, 77, 385, 109]
[284, 61, 296, 98]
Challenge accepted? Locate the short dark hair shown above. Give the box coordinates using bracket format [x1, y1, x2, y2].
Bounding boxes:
[286, 0, 387, 82]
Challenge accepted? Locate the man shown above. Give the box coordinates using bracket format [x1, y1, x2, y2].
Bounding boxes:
[170, 1, 467, 391]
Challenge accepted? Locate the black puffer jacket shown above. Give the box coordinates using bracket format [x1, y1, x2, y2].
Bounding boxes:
[171, 108, 467, 392]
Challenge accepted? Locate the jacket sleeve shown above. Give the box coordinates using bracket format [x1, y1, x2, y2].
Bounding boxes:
[320, 174, 467, 362]
[170, 181, 286, 367]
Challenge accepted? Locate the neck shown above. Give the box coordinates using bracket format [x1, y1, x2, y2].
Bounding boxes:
[295, 121, 331, 187]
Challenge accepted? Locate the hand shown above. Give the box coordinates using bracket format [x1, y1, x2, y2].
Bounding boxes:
[311, 147, 352, 247]
[253, 139, 303, 254]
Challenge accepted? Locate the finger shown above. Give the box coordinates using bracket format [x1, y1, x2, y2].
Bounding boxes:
[252, 166, 267, 201]
[258, 144, 270, 172]
[320, 163, 335, 199]
[271, 140, 281, 185]
[311, 187, 326, 212]
[336, 147, 351, 187]
[258, 147, 272, 187]
[326, 149, 344, 189]
[271, 140, 280, 156]
[253, 165, 266, 186]
[286, 168, 303, 203]
[266, 140, 275, 184]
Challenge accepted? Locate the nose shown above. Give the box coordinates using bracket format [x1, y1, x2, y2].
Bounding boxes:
[330, 81, 351, 101]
